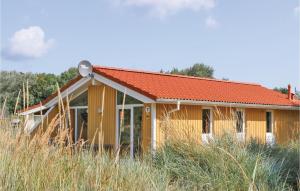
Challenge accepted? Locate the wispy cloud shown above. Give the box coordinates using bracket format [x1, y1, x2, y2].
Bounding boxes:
[205, 16, 219, 29]
[115, 0, 216, 18]
[2, 26, 54, 61]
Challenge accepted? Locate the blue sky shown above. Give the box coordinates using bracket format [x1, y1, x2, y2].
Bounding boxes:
[1, 0, 299, 89]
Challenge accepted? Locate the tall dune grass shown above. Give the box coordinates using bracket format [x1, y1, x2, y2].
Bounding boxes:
[0, 124, 168, 190]
[0, 123, 299, 190]
[0, 88, 299, 190]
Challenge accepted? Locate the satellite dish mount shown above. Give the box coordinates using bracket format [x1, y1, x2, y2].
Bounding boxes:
[78, 60, 93, 78]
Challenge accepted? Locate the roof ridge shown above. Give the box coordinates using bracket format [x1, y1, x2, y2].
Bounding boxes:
[93, 65, 261, 87]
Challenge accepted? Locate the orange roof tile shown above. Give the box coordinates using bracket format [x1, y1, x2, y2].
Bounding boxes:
[93, 66, 299, 107]
[21, 65, 300, 113]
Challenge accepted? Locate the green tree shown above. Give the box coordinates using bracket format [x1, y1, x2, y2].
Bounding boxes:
[168, 63, 214, 78]
[274, 87, 300, 99]
[273, 87, 288, 94]
[58, 67, 78, 86]
[0, 67, 78, 115]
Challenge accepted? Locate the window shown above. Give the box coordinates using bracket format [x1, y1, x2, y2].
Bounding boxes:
[202, 109, 211, 134]
[70, 91, 88, 106]
[235, 111, 244, 133]
[266, 112, 272, 133]
[117, 91, 143, 105]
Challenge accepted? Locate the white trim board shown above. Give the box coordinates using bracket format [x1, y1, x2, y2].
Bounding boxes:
[25, 106, 55, 134]
[19, 77, 91, 115]
[21, 106, 47, 116]
[93, 73, 155, 103]
[151, 103, 157, 153]
[116, 104, 144, 109]
[156, 99, 300, 110]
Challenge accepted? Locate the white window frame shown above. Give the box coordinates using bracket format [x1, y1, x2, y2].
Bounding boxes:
[266, 110, 275, 145]
[70, 106, 88, 143]
[235, 108, 245, 141]
[202, 107, 213, 143]
[115, 105, 143, 158]
[115, 90, 144, 158]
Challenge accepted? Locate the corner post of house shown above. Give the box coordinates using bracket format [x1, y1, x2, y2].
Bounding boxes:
[151, 103, 157, 155]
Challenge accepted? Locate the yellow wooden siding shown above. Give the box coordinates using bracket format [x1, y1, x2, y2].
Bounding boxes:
[156, 104, 202, 147]
[141, 103, 152, 152]
[88, 84, 116, 146]
[245, 108, 266, 143]
[274, 110, 300, 144]
[213, 107, 236, 137]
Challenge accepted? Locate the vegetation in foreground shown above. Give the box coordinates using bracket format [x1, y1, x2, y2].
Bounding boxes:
[0, 122, 299, 191]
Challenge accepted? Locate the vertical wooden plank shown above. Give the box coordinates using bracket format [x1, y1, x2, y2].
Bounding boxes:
[88, 84, 116, 146]
[245, 108, 266, 143]
[213, 107, 235, 137]
[142, 103, 152, 152]
[155, 104, 202, 148]
[274, 110, 300, 144]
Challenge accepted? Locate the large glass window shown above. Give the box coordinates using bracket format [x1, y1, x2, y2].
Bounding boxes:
[119, 109, 131, 147]
[117, 91, 142, 105]
[70, 91, 88, 106]
[266, 112, 272, 133]
[76, 108, 88, 141]
[236, 111, 244, 133]
[133, 107, 143, 155]
[117, 106, 143, 157]
[202, 109, 211, 134]
[69, 90, 88, 142]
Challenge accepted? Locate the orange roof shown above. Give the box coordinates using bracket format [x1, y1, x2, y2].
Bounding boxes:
[93, 66, 299, 107]
[20, 65, 300, 113]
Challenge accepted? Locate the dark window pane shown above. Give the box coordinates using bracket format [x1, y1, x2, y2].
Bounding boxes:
[77, 108, 88, 141]
[202, 109, 211, 134]
[117, 91, 143, 105]
[70, 91, 88, 106]
[119, 109, 131, 147]
[236, 111, 243, 133]
[266, 112, 272, 133]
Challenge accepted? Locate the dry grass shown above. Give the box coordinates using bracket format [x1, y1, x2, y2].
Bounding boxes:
[0, 87, 298, 190]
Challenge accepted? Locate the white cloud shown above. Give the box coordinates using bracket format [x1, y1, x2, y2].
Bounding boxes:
[2, 26, 54, 61]
[205, 16, 219, 29]
[116, 0, 216, 17]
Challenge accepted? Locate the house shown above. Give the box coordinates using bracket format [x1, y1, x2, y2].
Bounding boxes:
[20, 61, 300, 157]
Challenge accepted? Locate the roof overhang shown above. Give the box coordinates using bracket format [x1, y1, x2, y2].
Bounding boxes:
[19, 77, 91, 115]
[19, 72, 155, 115]
[93, 72, 155, 103]
[20, 105, 47, 116]
[156, 98, 300, 111]
[20, 69, 299, 115]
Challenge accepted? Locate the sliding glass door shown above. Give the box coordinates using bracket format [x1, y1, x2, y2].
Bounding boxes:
[117, 106, 143, 158]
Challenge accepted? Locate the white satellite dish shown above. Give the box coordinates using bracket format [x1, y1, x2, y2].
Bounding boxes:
[78, 60, 93, 77]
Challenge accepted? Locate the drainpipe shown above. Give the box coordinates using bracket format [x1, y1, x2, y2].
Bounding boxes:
[167, 101, 181, 115]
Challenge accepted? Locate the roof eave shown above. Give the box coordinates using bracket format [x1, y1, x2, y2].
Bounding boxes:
[156, 98, 300, 110]
[19, 77, 91, 115]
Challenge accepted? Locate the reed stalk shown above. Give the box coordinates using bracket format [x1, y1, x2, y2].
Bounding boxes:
[14, 90, 21, 115]
[26, 79, 29, 109]
[1, 96, 7, 119]
[23, 82, 25, 110]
